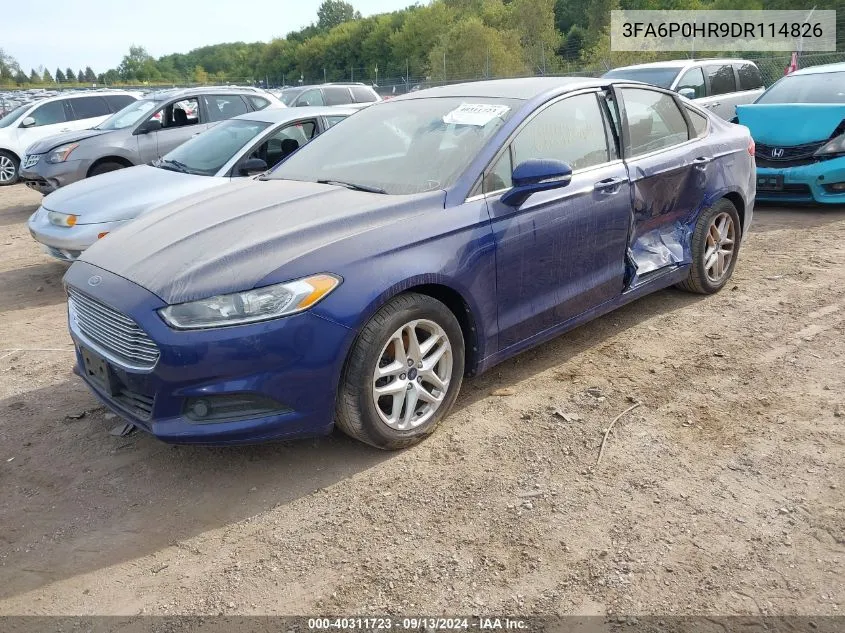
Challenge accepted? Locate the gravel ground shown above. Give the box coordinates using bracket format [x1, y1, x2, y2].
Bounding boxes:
[0, 184, 843, 618]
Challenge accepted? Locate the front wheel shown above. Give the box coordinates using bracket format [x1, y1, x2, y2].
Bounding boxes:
[0, 151, 19, 186]
[676, 198, 741, 294]
[89, 161, 126, 178]
[335, 293, 465, 450]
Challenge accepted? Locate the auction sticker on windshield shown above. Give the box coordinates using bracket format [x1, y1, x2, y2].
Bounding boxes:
[443, 103, 510, 127]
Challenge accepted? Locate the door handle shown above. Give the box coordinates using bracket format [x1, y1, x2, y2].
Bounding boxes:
[692, 156, 711, 169]
[594, 176, 626, 192]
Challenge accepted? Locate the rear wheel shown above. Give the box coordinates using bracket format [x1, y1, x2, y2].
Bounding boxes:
[0, 151, 19, 186]
[89, 161, 126, 178]
[335, 293, 465, 450]
[676, 198, 741, 294]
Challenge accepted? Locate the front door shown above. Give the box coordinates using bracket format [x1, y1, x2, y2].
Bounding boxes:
[152, 97, 206, 159]
[485, 91, 632, 350]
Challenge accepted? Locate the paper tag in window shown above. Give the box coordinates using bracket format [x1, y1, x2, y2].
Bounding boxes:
[442, 103, 510, 126]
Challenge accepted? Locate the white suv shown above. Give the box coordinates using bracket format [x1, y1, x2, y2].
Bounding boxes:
[0, 91, 138, 186]
[602, 59, 765, 121]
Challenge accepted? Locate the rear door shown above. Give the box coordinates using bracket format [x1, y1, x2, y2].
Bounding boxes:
[67, 95, 112, 130]
[616, 86, 707, 284]
[486, 90, 632, 349]
[700, 63, 740, 120]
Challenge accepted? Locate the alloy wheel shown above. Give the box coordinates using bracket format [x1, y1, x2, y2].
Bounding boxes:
[703, 211, 736, 283]
[0, 155, 16, 183]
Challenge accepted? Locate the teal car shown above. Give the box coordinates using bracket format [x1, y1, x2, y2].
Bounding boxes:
[736, 63, 845, 204]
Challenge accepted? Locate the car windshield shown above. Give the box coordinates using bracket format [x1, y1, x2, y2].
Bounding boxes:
[158, 118, 271, 176]
[755, 71, 845, 104]
[95, 99, 159, 130]
[0, 104, 29, 129]
[269, 97, 518, 195]
[279, 88, 304, 106]
[602, 67, 683, 89]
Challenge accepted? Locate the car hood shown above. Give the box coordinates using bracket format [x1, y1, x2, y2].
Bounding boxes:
[42, 165, 226, 222]
[736, 103, 845, 145]
[26, 128, 114, 154]
[77, 179, 443, 304]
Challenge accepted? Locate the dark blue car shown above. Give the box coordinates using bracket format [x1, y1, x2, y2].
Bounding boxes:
[63, 78, 756, 449]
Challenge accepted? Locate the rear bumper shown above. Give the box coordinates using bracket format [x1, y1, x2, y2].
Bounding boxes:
[756, 157, 845, 204]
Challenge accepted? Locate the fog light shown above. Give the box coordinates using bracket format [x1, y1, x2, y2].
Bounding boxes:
[183, 394, 290, 423]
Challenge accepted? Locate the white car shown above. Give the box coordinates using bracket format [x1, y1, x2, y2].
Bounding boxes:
[603, 59, 766, 121]
[0, 91, 138, 186]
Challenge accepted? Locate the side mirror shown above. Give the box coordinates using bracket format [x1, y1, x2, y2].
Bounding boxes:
[678, 87, 696, 100]
[135, 118, 162, 135]
[20, 116, 36, 128]
[501, 159, 572, 208]
[239, 157, 268, 176]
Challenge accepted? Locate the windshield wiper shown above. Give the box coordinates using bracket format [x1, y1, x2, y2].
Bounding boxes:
[157, 158, 191, 174]
[317, 179, 387, 194]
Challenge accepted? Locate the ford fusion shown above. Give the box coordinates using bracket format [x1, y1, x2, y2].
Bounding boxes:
[28, 106, 354, 262]
[736, 62, 845, 204]
[64, 78, 755, 449]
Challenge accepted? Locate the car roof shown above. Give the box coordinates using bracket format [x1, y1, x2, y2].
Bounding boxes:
[791, 62, 845, 76]
[234, 106, 358, 123]
[393, 77, 604, 101]
[609, 58, 755, 71]
[26, 90, 135, 105]
[143, 86, 270, 101]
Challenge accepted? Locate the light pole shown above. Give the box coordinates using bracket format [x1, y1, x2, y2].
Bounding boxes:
[374, 64, 378, 86]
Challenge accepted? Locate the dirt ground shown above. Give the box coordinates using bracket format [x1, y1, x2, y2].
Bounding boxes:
[0, 183, 842, 619]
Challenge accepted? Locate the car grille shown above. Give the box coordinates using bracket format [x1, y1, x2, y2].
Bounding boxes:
[21, 154, 40, 169]
[67, 287, 160, 370]
[114, 387, 155, 420]
[757, 183, 814, 201]
[755, 141, 826, 168]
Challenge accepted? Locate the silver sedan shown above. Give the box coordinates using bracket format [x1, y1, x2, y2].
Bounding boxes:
[28, 106, 356, 261]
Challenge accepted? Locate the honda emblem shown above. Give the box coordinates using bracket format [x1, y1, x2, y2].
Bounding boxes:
[771, 148, 784, 158]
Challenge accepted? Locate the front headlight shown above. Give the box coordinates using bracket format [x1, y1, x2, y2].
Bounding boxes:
[46, 143, 79, 163]
[815, 134, 845, 156]
[47, 210, 77, 227]
[158, 273, 341, 330]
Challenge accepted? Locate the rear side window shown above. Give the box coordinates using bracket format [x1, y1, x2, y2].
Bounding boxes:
[736, 64, 763, 91]
[686, 107, 709, 138]
[676, 67, 706, 99]
[105, 94, 136, 112]
[325, 115, 348, 128]
[203, 95, 249, 122]
[350, 86, 379, 103]
[69, 96, 110, 120]
[28, 100, 67, 126]
[706, 64, 737, 96]
[248, 95, 271, 110]
[324, 87, 353, 106]
[621, 88, 690, 157]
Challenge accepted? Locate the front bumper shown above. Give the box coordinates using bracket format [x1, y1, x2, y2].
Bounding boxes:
[20, 157, 91, 194]
[63, 262, 353, 445]
[28, 206, 130, 261]
[756, 156, 845, 204]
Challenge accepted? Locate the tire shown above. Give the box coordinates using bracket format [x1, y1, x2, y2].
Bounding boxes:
[0, 151, 19, 186]
[676, 198, 741, 295]
[89, 161, 126, 177]
[335, 293, 465, 450]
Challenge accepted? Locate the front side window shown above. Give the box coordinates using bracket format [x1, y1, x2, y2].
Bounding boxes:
[28, 100, 67, 126]
[621, 88, 690, 157]
[351, 86, 379, 103]
[325, 115, 348, 128]
[279, 88, 304, 106]
[203, 95, 249, 122]
[676, 68, 706, 99]
[158, 98, 200, 129]
[270, 97, 518, 195]
[69, 96, 110, 120]
[296, 89, 325, 107]
[105, 94, 136, 111]
[706, 64, 737, 96]
[161, 118, 271, 176]
[250, 120, 317, 168]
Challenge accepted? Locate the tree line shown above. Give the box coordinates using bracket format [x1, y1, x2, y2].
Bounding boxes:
[2, 0, 844, 89]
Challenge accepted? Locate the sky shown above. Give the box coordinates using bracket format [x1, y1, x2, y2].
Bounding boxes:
[3, 0, 410, 74]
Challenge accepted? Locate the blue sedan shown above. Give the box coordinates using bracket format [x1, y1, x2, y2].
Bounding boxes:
[63, 78, 756, 449]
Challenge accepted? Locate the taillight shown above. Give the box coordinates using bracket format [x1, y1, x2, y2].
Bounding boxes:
[748, 138, 756, 156]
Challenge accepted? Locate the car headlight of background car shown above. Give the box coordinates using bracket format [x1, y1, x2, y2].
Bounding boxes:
[48, 210, 78, 227]
[158, 274, 342, 330]
[814, 134, 845, 157]
[46, 143, 79, 164]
